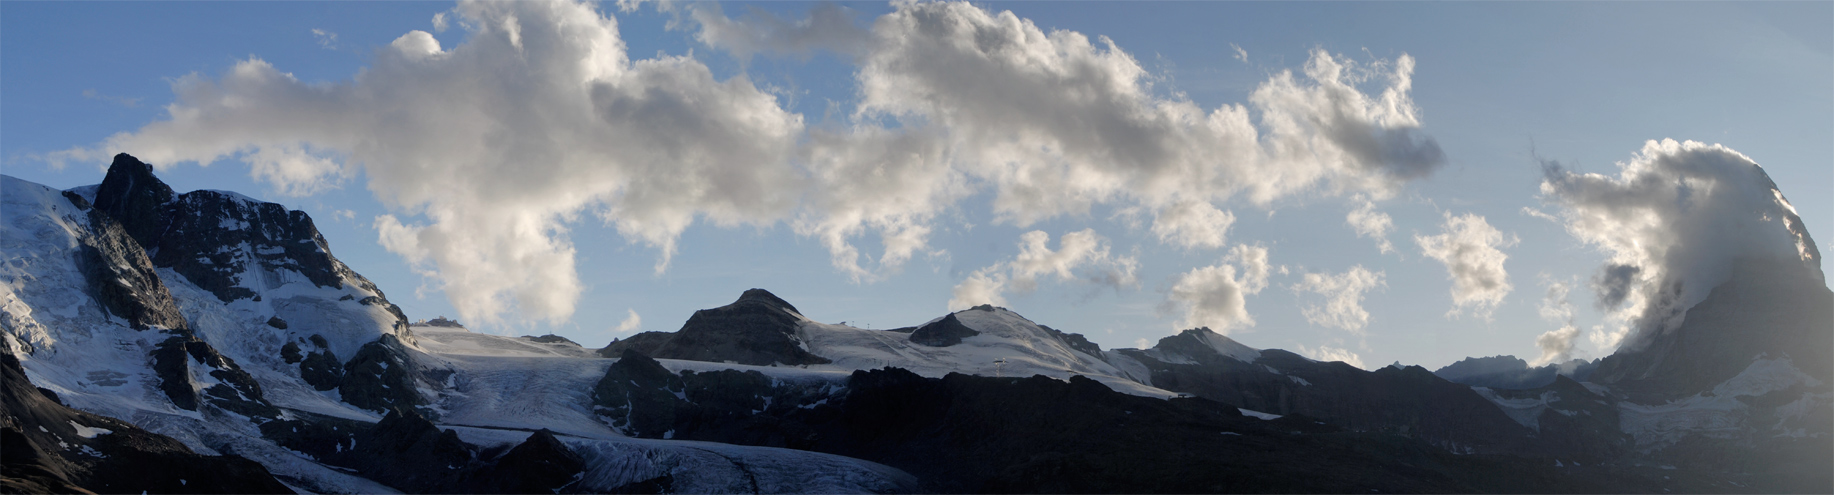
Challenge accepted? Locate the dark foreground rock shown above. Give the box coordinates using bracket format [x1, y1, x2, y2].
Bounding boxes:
[590, 349, 1693, 493]
[1, 353, 292, 494]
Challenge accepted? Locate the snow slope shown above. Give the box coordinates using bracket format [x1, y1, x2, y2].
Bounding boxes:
[796, 306, 1178, 398]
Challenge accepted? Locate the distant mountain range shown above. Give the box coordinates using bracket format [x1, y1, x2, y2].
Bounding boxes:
[3, 154, 1829, 493]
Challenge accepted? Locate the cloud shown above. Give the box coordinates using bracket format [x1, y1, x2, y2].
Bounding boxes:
[1151, 200, 1237, 250]
[1294, 344, 1366, 369]
[1293, 265, 1385, 332]
[1162, 244, 1271, 332]
[56, 0, 1448, 330]
[850, 1, 1444, 225]
[311, 28, 339, 49]
[1540, 139, 1822, 352]
[613, 309, 641, 333]
[1531, 276, 1580, 365]
[60, 1, 805, 328]
[1533, 325, 1580, 367]
[689, 2, 871, 60]
[1230, 43, 1248, 63]
[1346, 199, 1394, 253]
[695, 1, 1445, 279]
[948, 229, 1139, 311]
[82, 89, 141, 108]
[1414, 212, 1517, 318]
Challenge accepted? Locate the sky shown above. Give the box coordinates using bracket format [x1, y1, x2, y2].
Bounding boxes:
[3, 0, 1829, 371]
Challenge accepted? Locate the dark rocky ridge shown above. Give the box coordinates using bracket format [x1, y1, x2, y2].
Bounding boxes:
[1112, 330, 1545, 456]
[598, 289, 829, 366]
[1, 352, 292, 494]
[1591, 258, 1834, 402]
[259, 409, 585, 494]
[587, 353, 1679, 493]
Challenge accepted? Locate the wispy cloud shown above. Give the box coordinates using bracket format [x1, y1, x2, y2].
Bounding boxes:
[81, 89, 140, 108]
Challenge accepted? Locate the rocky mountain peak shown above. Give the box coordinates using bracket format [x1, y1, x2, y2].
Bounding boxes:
[92, 153, 176, 249]
[735, 288, 801, 316]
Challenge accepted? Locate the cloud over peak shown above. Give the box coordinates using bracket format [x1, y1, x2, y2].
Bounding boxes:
[1541, 139, 1822, 351]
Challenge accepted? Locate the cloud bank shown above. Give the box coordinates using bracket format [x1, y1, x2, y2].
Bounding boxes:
[57, 0, 1446, 330]
[1540, 139, 1822, 352]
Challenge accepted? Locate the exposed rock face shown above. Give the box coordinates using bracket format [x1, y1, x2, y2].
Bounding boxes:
[73, 205, 186, 331]
[338, 335, 428, 415]
[1040, 324, 1103, 358]
[598, 289, 830, 366]
[908, 313, 979, 347]
[150, 333, 280, 418]
[86, 153, 409, 333]
[1592, 259, 1834, 401]
[522, 334, 578, 345]
[2, 353, 292, 494]
[592, 349, 686, 438]
[298, 334, 345, 391]
[260, 410, 585, 494]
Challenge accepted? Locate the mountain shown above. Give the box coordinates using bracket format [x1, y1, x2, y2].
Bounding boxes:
[1, 157, 915, 493]
[1434, 355, 1598, 390]
[3, 154, 1829, 493]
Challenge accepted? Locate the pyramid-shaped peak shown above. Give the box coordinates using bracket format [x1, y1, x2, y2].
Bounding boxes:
[734, 288, 800, 315]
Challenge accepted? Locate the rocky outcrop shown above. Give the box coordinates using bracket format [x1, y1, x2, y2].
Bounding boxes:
[338, 335, 428, 415]
[2, 353, 292, 494]
[150, 333, 279, 418]
[72, 203, 186, 331]
[597, 289, 829, 366]
[592, 349, 835, 446]
[908, 313, 979, 347]
[297, 334, 345, 391]
[260, 410, 585, 494]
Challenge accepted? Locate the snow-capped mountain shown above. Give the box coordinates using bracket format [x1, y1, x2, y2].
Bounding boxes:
[3, 154, 1829, 493]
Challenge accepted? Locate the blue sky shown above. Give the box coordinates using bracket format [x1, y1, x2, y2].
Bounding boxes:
[4, 1, 1828, 370]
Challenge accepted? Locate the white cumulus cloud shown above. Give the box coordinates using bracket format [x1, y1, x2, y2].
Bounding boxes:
[1415, 212, 1517, 319]
[1292, 265, 1385, 333]
[948, 229, 1139, 311]
[1162, 244, 1271, 332]
[1151, 200, 1237, 250]
[1540, 139, 1822, 352]
[613, 309, 642, 333]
